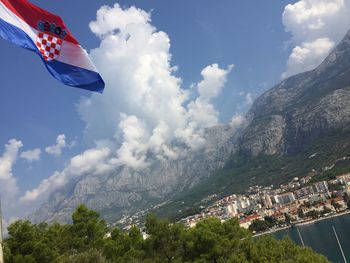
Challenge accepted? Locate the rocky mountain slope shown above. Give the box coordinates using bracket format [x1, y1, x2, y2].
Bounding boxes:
[32, 124, 243, 223]
[240, 30, 350, 156]
[153, 30, 350, 220]
[33, 30, 350, 224]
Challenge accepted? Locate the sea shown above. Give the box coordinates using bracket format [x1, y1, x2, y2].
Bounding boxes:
[272, 213, 350, 263]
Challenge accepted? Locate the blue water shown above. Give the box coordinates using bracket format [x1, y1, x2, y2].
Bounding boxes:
[273, 213, 350, 263]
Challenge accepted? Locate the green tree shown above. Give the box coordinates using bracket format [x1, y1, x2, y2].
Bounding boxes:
[71, 204, 108, 252]
[298, 208, 305, 219]
[145, 213, 185, 262]
[60, 248, 107, 263]
[264, 216, 277, 227]
[5, 220, 59, 263]
[249, 220, 270, 233]
[3, 206, 330, 263]
[305, 210, 320, 219]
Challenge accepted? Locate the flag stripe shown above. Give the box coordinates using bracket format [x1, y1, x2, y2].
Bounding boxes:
[0, 0, 104, 92]
[46, 60, 105, 92]
[0, 17, 36, 51]
[0, 1, 97, 72]
[0, 0, 78, 44]
[0, 0, 36, 41]
[0, 17, 104, 92]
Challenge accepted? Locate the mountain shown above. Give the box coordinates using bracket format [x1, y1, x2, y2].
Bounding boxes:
[33, 30, 350, 224]
[240, 30, 350, 156]
[31, 124, 243, 223]
[153, 30, 350, 220]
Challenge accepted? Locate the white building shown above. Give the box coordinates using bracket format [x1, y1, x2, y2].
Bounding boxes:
[276, 192, 295, 205]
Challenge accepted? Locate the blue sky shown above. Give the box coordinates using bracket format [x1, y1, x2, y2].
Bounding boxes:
[1, 0, 350, 220]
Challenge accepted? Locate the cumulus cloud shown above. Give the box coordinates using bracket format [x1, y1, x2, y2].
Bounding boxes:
[0, 139, 22, 208]
[78, 3, 233, 166]
[21, 3, 236, 205]
[282, 0, 350, 77]
[283, 38, 335, 78]
[187, 64, 233, 127]
[20, 148, 41, 162]
[45, 134, 66, 157]
[230, 114, 248, 130]
[235, 91, 255, 112]
[244, 92, 254, 106]
[21, 3, 235, 203]
[21, 147, 111, 203]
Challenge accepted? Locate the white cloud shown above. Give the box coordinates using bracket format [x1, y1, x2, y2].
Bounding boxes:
[197, 64, 234, 101]
[20, 148, 41, 162]
[235, 91, 255, 112]
[282, 0, 350, 77]
[115, 114, 149, 169]
[22, 3, 236, 203]
[283, 38, 334, 78]
[244, 92, 254, 106]
[0, 139, 22, 209]
[77, 3, 233, 166]
[21, 147, 111, 203]
[45, 134, 66, 157]
[187, 64, 233, 127]
[230, 114, 248, 131]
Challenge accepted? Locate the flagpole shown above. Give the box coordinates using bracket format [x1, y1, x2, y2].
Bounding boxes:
[0, 196, 4, 263]
[332, 225, 347, 263]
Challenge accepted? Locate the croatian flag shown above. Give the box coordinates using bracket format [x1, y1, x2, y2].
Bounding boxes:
[0, 0, 104, 92]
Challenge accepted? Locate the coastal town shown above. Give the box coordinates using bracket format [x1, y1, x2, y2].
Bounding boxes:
[182, 172, 350, 233]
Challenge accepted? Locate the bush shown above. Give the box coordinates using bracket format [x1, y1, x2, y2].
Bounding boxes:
[3, 205, 330, 263]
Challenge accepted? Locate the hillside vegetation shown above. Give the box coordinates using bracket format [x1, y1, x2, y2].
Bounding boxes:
[154, 131, 350, 221]
[3, 205, 328, 263]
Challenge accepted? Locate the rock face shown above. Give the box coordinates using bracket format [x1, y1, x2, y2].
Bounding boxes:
[240, 30, 350, 156]
[33, 29, 350, 223]
[32, 124, 243, 223]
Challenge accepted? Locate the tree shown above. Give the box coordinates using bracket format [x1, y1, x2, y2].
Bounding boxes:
[298, 208, 305, 219]
[60, 248, 107, 263]
[3, 206, 330, 263]
[249, 220, 270, 233]
[145, 213, 185, 262]
[321, 206, 332, 215]
[264, 216, 277, 227]
[5, 220, 59, 263]
[305, 210, 320, 219]
[284, 213, 292, 225]
[71, 204, 108, 251]
[331, 200, 342, 211]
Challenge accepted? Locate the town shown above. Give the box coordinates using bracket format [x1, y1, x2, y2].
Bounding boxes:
[182, 172, 350, 234]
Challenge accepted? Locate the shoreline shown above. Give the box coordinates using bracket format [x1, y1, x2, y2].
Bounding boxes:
[253, 209, 350, 237]
[295, 210, 350, 227]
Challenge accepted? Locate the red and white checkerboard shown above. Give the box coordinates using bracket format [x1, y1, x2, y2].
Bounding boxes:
[35, 32, 62, 61]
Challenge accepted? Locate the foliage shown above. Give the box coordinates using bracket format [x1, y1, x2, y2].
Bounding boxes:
[249, 220, 270, 233]
[3, 205, 330, 263]
[321, 207, 333, 215]
[153, 131, 350, 221]
[328, 183, 343, 192]
[305, 210, 320, 220]
[344, 193, 350, 209]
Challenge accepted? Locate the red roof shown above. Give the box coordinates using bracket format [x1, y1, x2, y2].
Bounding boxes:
[240, 214, 261, 223]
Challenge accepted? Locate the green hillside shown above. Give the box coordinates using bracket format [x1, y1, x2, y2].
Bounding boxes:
[154, 130, 350, 221]
[4, 205, 329, 263]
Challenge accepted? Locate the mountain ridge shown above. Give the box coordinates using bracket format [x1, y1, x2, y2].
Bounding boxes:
[32, 29, 350, 224]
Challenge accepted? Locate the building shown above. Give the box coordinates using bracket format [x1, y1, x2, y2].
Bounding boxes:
[337, 173, 350, 184]
[295, 186, 314, 199]
[225, 203, 238, 217]
[260, 193, 273, 208]
[312, 181, 329, 194]
[239, 214, 262, 229]
[276, 192, 295, 205]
